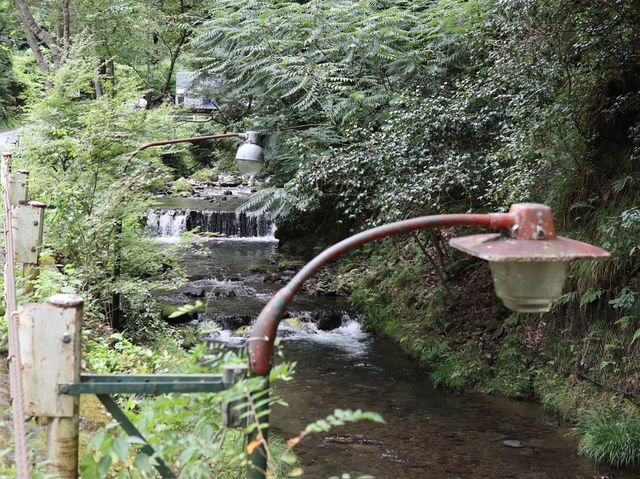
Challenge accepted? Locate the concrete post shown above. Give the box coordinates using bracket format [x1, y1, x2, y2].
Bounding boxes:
[18, 294, 84, 478]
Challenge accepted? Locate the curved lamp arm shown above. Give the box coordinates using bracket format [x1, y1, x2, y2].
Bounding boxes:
[128, 133, 247, 160]
[248, 212, 515, 375]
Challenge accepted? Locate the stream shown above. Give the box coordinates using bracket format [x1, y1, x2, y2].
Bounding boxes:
[153, 188, 635, 479]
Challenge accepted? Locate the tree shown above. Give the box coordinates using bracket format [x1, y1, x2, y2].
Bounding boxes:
[12, 0, 65, 73]
[15, 42, 179, 331]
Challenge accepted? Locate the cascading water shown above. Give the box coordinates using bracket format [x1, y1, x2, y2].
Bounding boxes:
[147, 209, 276, 240]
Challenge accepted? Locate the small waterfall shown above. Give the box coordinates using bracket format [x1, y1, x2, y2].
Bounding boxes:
[148, 209, 275, 239]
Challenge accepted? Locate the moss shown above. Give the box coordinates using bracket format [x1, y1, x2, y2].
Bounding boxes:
[171, 177, 194, 195]
[190, 168, 218, 184]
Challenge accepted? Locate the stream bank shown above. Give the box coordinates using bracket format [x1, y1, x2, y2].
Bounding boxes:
[343, 238, 640, 474]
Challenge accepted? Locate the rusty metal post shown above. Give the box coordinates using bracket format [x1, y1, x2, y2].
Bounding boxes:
[18, 294, 84, 478]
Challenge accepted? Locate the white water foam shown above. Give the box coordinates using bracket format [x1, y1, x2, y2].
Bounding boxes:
[284, 319, 371, 358]
[205, 317, 370, 358]
[205, 328, 247, 347]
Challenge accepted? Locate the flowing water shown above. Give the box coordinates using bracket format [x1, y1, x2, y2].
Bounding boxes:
[155, 193, 637, 479]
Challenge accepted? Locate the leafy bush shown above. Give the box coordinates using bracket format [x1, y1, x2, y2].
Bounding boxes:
[13, 40, 180, 330]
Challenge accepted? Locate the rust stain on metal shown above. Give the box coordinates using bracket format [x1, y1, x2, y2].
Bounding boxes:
[449, 233, 611, 262]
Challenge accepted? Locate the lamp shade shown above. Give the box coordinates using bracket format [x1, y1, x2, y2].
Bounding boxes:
[235, 131, 264, 176]
[489, 260, 570, 312]
[450, 233, 610, 313]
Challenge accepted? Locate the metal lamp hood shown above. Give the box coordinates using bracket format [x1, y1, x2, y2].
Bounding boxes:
[450, 204, 611, 312]
[235, 131, 264, 177]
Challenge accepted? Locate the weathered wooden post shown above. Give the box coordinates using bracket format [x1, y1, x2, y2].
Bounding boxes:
[18, 294, 84, 478]
[1, 153, 42, 289]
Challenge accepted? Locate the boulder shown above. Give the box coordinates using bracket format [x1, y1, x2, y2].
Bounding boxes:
[171, 177, 195, 195]
[218, 174, 242, 187]
[313, 309, 343, 331]
[503, 440, 524, 448]
[217, 314, 253, 330]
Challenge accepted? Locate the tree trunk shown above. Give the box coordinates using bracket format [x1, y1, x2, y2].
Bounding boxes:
[150, 30, 189, 104]
[24, 27, 50, 74]
[61, 0, 70, 51]
[14, 0, 62, 70]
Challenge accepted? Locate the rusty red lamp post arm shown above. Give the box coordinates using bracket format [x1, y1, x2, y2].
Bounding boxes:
[128, 133, 247, 160]
[248, 212, 515, 375]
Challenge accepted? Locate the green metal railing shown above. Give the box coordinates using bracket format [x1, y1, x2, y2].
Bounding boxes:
[61, 369, 247, 478]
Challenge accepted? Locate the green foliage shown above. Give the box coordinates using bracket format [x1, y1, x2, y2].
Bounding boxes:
[486, 334, 532, 398]
[0, 45, 24, 125]
[277, 260, 297, 271]
[86, 333, 176, 375]
[79, 344, 381, 478]
[194, 0, 491, 183]
[575, 408, 640, 468]
[431, 353, 491, 391]
[189, 168, 217, 184]
[13, 40, 182, 330]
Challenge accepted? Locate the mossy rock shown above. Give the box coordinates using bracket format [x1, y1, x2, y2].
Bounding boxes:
[190, 168, 218, 184]
[171, 177, 195, 195]
[284, 317, 314, 334]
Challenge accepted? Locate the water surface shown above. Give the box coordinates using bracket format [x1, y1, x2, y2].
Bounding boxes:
[161, 196, 634, 479]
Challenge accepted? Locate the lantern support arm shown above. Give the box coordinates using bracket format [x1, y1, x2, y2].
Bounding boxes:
[128, 132, 249, 161]
[248, 212, 515, 375]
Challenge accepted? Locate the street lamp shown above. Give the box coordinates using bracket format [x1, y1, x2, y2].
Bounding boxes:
[244, 202, 610, 478]
[128, 131, 265, 176]
[234, 131, 265, 176]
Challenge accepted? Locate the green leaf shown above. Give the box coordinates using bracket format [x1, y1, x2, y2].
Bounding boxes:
[98, 454, 112, 477]
[88, 430, 107, 451]
[279, 451, 297, 465]
[134, 453, 152, 473]
[179, 446, 196, 465]
[79, 453, 99, 479]
[580, 288, 603, 307]
[631, 328, 640, 346]
[128, 436, 149, 445]
[113, 436, 129, 462]
[287, 467, 304, 477]
[168, 300, 203, 318]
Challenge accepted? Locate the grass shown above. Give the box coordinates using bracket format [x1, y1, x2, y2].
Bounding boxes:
[574, 408, 640, 468]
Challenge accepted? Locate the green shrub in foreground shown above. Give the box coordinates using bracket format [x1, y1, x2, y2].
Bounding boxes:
[574, 408, 640, 468]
